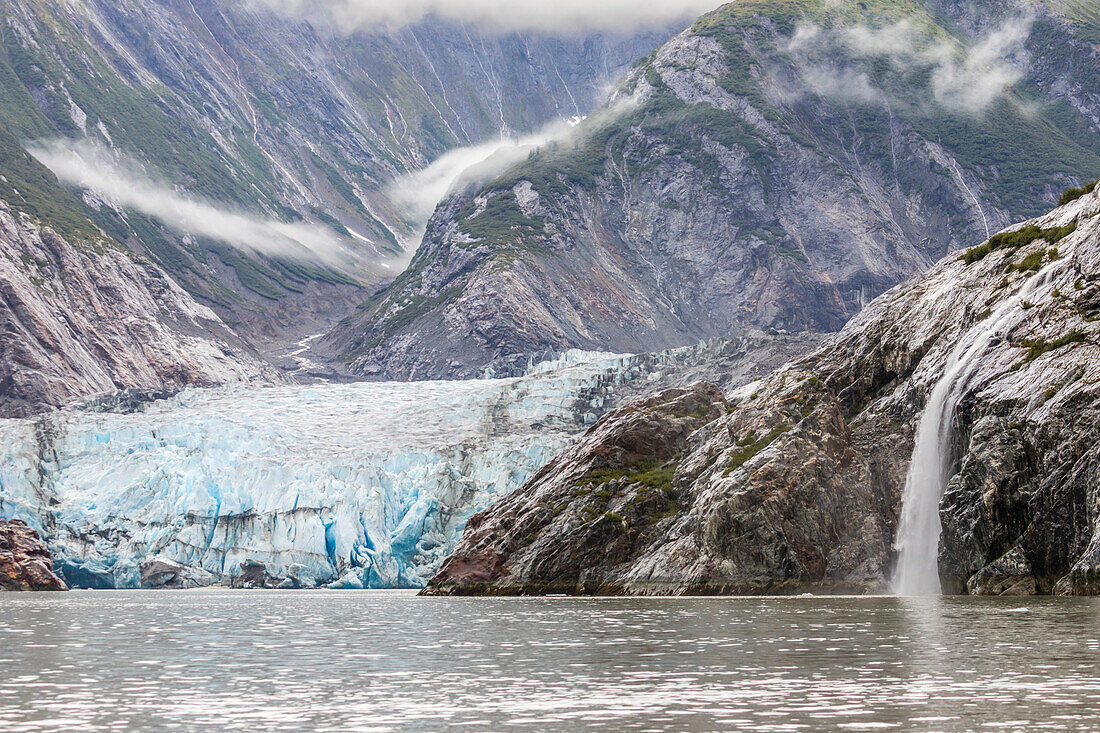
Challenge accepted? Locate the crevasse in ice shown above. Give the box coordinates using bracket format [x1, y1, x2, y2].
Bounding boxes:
[0, 350, 662, 589]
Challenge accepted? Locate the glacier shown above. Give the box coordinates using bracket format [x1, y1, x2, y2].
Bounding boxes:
[0, 349, 688, 589]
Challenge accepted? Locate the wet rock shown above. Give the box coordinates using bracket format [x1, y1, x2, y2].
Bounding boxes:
[139, 557, 216, 589]
[967, 547, 1038, 596]
[0, 520, 67, 591]
[232, 560, 274, 589]
[427, 188, 1100, 596]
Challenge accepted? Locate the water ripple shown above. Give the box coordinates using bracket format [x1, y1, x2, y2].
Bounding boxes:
[1, 592, 1099, 731]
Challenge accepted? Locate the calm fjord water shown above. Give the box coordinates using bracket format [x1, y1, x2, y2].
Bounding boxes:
[2, 591, 1099, 732]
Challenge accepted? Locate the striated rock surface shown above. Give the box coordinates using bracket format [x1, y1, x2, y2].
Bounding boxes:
[425, 186, 1100, 596]
[0, 200, 271, 416]
[0, 519, 66, 590]
[334, 0, 1100, 380]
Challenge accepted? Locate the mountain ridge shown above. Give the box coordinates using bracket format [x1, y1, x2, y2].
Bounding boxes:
[0, 0, 670, 347]
[332, 0, 1100, 380]
[0, 1, 673, 412]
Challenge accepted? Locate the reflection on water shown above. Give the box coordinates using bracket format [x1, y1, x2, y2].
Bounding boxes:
[2, 591, 1099, 731]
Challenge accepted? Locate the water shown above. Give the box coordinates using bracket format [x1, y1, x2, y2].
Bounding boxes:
[892, 271, 1048, 595]
[3, 592, 1100, 732]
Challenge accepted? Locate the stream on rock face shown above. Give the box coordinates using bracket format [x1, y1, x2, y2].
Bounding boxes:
[3, 591, 1100, 732]
[893, 271, 1052, 595]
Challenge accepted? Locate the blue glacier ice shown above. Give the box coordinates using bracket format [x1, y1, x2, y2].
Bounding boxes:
[0, 349, 689, 589]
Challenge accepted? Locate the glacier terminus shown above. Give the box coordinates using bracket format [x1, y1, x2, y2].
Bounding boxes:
[0, 351, 643, 588]
[1, 341, 795, 590]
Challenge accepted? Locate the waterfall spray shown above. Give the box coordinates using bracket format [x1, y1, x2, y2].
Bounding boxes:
[892, 275, 1046, 595]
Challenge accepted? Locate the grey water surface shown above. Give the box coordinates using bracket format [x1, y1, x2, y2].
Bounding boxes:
[2, 591, 1099, 731]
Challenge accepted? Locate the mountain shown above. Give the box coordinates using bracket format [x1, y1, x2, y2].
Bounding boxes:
[424, 182, 1100, 596]
[0, 123, 270, 417]
[0, 0, 670, 346]
[332, 0, 1100, 380]
[0, 0, 673, 411]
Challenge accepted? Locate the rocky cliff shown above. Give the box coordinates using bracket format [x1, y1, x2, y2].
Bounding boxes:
[0, 197, 271, 416]
[335, 0, 1100, 380]
[0, 519, 66, 590]
[424, 183, 1100, 596]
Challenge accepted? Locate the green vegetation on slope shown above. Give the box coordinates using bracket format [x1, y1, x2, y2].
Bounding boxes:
[692, 2, 1100, 216]
[0, 120, 103, 243]
[0, 6, 369, 304]
[1060, 179, 1099, 206]
[723, 424, 791, 476]
[1054, 0, 1100, 43]
[458, 192, 547, 247]
[581, 456, 677, 492]
[465, 0, 1100, 239]
[352, 0, 1100, 357]
[1020, 329, 1087, 363]
[960, 223, 1077, 265]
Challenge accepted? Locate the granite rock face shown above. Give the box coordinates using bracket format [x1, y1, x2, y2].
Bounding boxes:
[0, 519, 66, 590]
[335, 0, 1100, 380]
[426, 187, 1100, 596]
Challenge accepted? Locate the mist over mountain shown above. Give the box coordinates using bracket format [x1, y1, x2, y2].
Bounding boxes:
[329, 0, 1100, 380]
[255, 0, 718, 34]
[0, 0, 674, 410]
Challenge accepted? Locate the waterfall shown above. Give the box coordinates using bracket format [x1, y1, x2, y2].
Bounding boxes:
[892, 276, 1043, 595]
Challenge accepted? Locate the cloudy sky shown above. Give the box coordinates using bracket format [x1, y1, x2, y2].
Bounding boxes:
[255, 0, 722, 33]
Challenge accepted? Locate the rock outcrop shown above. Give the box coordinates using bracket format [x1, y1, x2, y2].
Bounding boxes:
[425, 185, 1100, 596]
[0, 200, 271, 416]
[334, 0, 1100, 379]
[0, 519, 66, 590]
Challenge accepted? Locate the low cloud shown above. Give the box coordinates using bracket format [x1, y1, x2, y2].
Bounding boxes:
[802, 66, 883, 104]
[389, 119, 572, 231]
[843, 19, 924, 57]
[254, 0, 719, 34]
[390, 100, 634, 237]
[923, 17, 1032, 114]
[30, 140, 352, 265]
[789, 15, 1032, 115]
